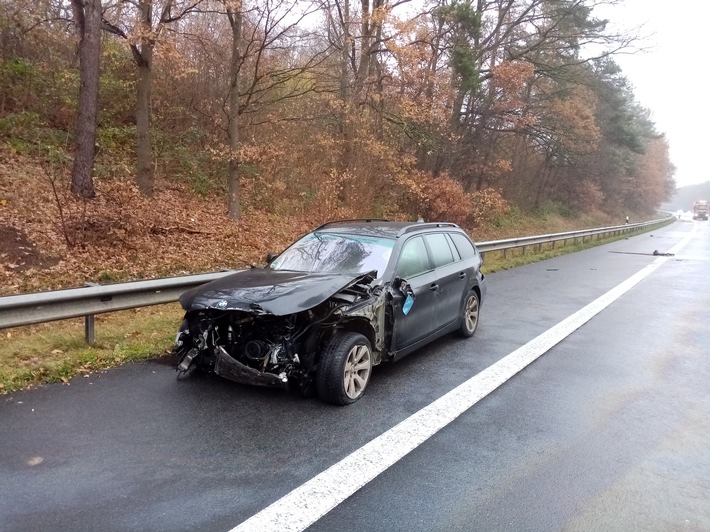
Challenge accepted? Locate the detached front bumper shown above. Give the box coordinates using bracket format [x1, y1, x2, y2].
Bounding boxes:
[214, 347, 288, 388]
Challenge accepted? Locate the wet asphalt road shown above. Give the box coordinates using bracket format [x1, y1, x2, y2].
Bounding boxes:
[1, 221, 709, 531]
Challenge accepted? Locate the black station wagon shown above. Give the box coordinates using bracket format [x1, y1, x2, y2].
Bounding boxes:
[174, 220, 487, 404]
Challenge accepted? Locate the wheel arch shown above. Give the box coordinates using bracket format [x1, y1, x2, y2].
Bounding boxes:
[338, 317, 381, 365]
[461, 283, 481, 312]
[472, 284, 481, 305]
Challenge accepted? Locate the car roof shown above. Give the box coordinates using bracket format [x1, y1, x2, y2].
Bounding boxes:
[314, 219, 463, 239]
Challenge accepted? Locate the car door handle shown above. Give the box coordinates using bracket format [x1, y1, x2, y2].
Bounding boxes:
[459, 272, 466, 279]
[429, 283, 439, 291]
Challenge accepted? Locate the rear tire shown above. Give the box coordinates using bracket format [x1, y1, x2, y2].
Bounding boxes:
[457, 291, 480, 338]
[317, 332, 372, 405]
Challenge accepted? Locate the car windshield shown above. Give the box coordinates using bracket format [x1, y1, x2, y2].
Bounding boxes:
[269, 232, 395, 277]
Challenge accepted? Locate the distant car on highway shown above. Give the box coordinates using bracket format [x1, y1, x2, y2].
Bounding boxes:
[173, 220, 486, 404]
[693, 200, 709, 220]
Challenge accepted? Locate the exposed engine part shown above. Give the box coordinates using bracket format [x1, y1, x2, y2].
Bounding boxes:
[214, 346, 288, 388]
[244, 340, 270, 361]
[172, 272, 385, 390]
[269, 344, 283, 365]
[176, 347, 199, 378]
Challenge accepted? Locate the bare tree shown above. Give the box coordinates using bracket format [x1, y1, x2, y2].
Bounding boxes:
[320, 0, 398, 196]
[222, 0, 326, 219]
[226, 1, 242, 219]
[102, 0, 203, 197]
[70, 0, 103, 198]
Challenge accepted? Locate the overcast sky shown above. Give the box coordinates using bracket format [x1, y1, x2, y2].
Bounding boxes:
[596, 0, 709, 189]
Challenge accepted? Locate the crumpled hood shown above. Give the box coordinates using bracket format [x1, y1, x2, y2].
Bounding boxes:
[179, 269, 374, 316]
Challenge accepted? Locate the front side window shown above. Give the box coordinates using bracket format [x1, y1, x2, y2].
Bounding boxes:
[396, 236, 430, 278]
[269, 232, 394, 277]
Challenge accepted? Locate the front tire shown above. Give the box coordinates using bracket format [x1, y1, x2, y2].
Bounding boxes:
[317, 332, 372, 405]
[458, 290, 480, 338]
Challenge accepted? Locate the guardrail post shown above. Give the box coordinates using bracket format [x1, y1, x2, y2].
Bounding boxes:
[85, 315, 95, 346]
[84, 282, 98, 346]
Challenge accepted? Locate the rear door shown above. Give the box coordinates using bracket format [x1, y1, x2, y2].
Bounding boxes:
[423, 232, 467, 328]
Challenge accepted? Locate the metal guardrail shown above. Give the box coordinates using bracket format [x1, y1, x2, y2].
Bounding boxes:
[0, 271, 236, 343]
[0, 216, 672, 343]
[475, 218, 667, 256]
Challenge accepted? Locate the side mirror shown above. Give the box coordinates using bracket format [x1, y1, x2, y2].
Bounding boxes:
[394, 277, 416, 315]
[395, 277, 414, 297]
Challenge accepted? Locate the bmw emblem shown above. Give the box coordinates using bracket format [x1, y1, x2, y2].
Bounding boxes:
[217, 300, 228, 309]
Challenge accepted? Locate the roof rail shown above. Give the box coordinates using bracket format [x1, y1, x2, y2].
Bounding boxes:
[398, 222, 459, 236]
[315, 218, 390, 230]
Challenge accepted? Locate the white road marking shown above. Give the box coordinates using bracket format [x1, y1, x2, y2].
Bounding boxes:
[230, 223, 695, 532]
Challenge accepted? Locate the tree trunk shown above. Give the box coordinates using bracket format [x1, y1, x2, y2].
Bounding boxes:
[355, 0, 371, 99]
[134, 0, 155, 197]
[135, 49, 154, 196]
[338, 0, 351, 170]
[371, 0, 384, 138]
[534, 156, 554, 208]
[227, 7, 242, 220]
[336, 0, 353, 202]
[70, 0, 102, 198]
[449, 88, 465, 132]
[338, 0, 350, 104]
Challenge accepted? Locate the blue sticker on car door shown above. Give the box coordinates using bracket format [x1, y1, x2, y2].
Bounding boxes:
[402, 294, 414, 315]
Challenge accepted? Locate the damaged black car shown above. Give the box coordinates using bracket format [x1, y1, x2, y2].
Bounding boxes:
[174, 220, 486, 405]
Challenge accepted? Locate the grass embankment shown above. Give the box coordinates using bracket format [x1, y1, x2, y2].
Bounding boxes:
[1, 216, 668, 394]
[0, 305, 183, 393]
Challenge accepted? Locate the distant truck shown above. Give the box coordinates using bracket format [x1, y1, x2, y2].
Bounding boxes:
[693, 200, 709, 220]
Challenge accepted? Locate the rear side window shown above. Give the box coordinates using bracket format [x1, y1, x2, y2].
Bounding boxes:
[424, 233, 455, 268]
[396, 236, 430, 278]
[449, 232, 477, 260]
